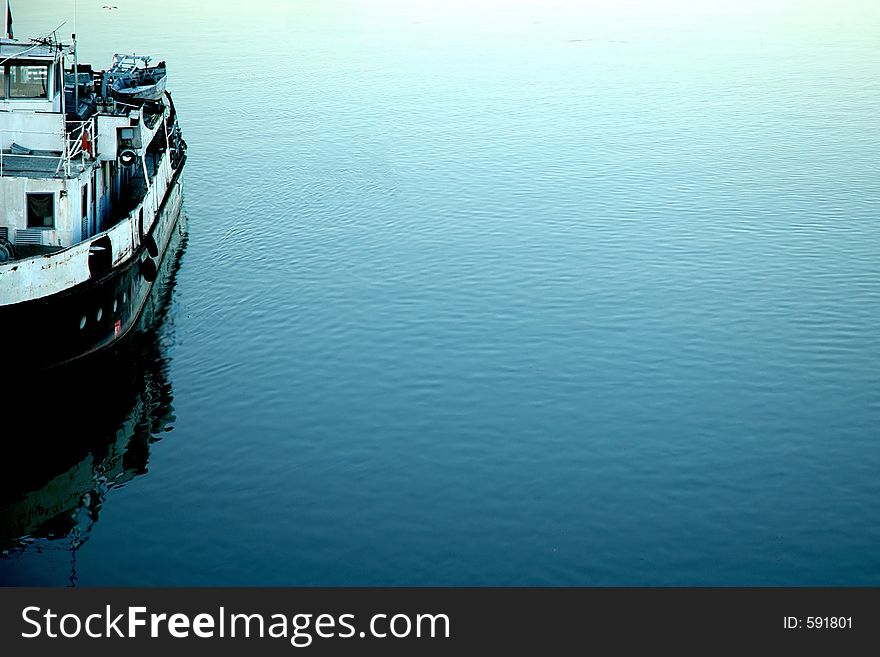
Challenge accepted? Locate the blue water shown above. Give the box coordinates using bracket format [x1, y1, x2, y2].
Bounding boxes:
[2, 0, 879, 585]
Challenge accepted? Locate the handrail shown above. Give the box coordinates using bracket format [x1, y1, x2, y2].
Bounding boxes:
[65, 119, 96, 170]
[0, 118, 95, 177]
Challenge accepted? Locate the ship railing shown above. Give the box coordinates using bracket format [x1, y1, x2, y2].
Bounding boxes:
[0, 119, 97, 178]
[64, 119, 98, 176]
[114, 99, 142, 112]
[0, 129, 63, 178]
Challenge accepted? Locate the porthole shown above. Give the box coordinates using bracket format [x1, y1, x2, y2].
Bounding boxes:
[96, 308, 103, 322]
[79, 316, 87, 330]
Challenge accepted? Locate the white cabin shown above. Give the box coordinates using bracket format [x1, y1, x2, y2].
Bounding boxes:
[0, 38, 166, 253]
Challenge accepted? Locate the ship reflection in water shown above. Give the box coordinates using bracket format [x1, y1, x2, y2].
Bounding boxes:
[0, 214, 188, 586]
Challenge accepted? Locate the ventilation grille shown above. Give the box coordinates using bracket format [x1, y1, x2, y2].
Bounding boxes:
[15, 229, 45, 245]
[0, 227, 8, 242]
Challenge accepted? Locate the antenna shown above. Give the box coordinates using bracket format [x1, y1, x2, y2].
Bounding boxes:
[72, 0, 78, 114]
[29, 21, 67, 47]
[51, 20, 66, 45]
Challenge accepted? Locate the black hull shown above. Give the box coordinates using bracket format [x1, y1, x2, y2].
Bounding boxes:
[0, 165, 185, 373]
[0, 210, 186, 559]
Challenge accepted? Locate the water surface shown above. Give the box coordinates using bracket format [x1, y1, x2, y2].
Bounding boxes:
[2, 0, 879, 585]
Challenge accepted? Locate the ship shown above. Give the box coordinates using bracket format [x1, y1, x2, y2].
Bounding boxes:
[0, 2, 186, 371]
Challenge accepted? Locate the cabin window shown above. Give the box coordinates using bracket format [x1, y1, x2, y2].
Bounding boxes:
[26, 193, 54, 228]
[7, 64, 49, 99]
